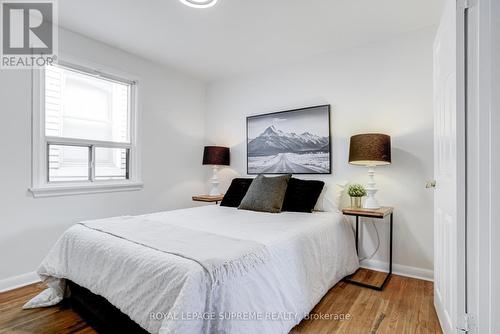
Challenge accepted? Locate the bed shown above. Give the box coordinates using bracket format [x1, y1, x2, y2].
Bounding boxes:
[25, 205, 359, 334]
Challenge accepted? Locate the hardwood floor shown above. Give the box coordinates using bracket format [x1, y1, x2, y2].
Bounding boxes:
[0, 283, 94, 334]
[293, 270, 442, 333]
[0, 269, 441, 334]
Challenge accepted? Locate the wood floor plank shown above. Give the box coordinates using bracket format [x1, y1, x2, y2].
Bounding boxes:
[0, 269, 441, 334]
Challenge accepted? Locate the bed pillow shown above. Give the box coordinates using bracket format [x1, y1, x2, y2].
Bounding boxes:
[238, 174, 291, 213]
[314, 181, 348, 212]
[220, 178, 254, 207]
[282, 178, 325, 213]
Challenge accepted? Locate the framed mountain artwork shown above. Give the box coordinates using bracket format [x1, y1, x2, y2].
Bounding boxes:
[246, 105, 331, 174]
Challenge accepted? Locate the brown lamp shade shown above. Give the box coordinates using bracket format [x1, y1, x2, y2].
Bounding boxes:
[349, 133, 391, 166]
[203, 146, 230, 166]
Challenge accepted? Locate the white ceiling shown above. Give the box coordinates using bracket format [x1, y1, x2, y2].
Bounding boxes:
[59, 0, 444, 81]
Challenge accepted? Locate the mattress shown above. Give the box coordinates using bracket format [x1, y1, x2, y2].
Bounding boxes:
[31, 205, 359, 334]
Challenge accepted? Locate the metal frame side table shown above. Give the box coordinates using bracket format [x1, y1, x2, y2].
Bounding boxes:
[342, 206, 394, 291]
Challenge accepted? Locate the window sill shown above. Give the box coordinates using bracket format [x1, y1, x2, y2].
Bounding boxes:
[29, 181, 144, 198]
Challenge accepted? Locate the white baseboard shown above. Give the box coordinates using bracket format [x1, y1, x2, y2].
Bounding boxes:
[360, 259, 434, 282]
[0, 261, 432, 293]
[0, 272, 40, 293]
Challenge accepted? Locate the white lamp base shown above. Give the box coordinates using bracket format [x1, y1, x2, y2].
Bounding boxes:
[363, 166, 381, 209]
[363, 191, 380, 209]
[208, 166, 221, 196]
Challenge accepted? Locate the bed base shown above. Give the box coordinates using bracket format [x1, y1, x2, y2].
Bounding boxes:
[67, 280, 149, 334]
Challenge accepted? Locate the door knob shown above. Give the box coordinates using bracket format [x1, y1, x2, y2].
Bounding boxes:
[426, 180, 437, 188]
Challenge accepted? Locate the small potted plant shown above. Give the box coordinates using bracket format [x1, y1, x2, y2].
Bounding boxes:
[347, 184, 366, 209]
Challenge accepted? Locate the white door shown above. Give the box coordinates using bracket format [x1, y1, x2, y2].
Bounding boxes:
[433, 0, 467, 333]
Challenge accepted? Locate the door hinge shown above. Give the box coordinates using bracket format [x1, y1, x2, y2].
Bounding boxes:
[458, 313, 474, 333]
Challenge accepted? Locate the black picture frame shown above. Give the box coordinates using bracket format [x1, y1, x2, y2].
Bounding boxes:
[246, 104, 332, 175]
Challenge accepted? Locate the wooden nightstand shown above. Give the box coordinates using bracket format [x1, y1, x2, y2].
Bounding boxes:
[192, 194, 224, 204]
[342, 206, 394, 291]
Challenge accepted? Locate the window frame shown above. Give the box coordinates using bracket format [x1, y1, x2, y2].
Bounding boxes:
[30, 57, 143, 198]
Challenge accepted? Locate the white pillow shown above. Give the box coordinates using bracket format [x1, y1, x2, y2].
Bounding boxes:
[314, 181, 348, 212]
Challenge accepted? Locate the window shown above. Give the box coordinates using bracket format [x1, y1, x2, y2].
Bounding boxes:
[30, 61, 142, 197]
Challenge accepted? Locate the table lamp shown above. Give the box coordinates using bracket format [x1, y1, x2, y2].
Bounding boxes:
[203, 146, 230, 196]
[348, 134, 391, 209]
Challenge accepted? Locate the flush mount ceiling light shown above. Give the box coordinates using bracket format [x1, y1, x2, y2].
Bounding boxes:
[179, 0, 218, 8]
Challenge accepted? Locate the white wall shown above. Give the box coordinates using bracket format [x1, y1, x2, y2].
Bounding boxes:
[205, 28, 435, 277]
[0, 29, 206, 284]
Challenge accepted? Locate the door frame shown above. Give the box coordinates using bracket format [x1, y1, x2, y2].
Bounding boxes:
[464, 0, 498, 332]
[456, 0, 468, 331]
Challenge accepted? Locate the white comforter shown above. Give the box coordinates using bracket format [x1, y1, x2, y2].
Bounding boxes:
[28, 206, 358, 334]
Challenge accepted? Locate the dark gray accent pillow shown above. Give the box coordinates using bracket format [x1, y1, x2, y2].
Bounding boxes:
[238, 174, 291, 213]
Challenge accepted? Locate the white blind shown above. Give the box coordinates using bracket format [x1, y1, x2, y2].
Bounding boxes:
[44, 65, 131, 182]
[45, 66, 63, 169]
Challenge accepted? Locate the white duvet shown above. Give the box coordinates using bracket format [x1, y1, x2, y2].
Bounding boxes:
[27, 206, 358, 334]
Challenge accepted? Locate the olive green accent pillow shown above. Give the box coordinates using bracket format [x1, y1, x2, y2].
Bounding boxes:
[238, 174, 292, 213]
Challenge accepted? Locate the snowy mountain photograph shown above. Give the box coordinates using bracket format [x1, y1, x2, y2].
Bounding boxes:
[247, 105, 331, 174]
